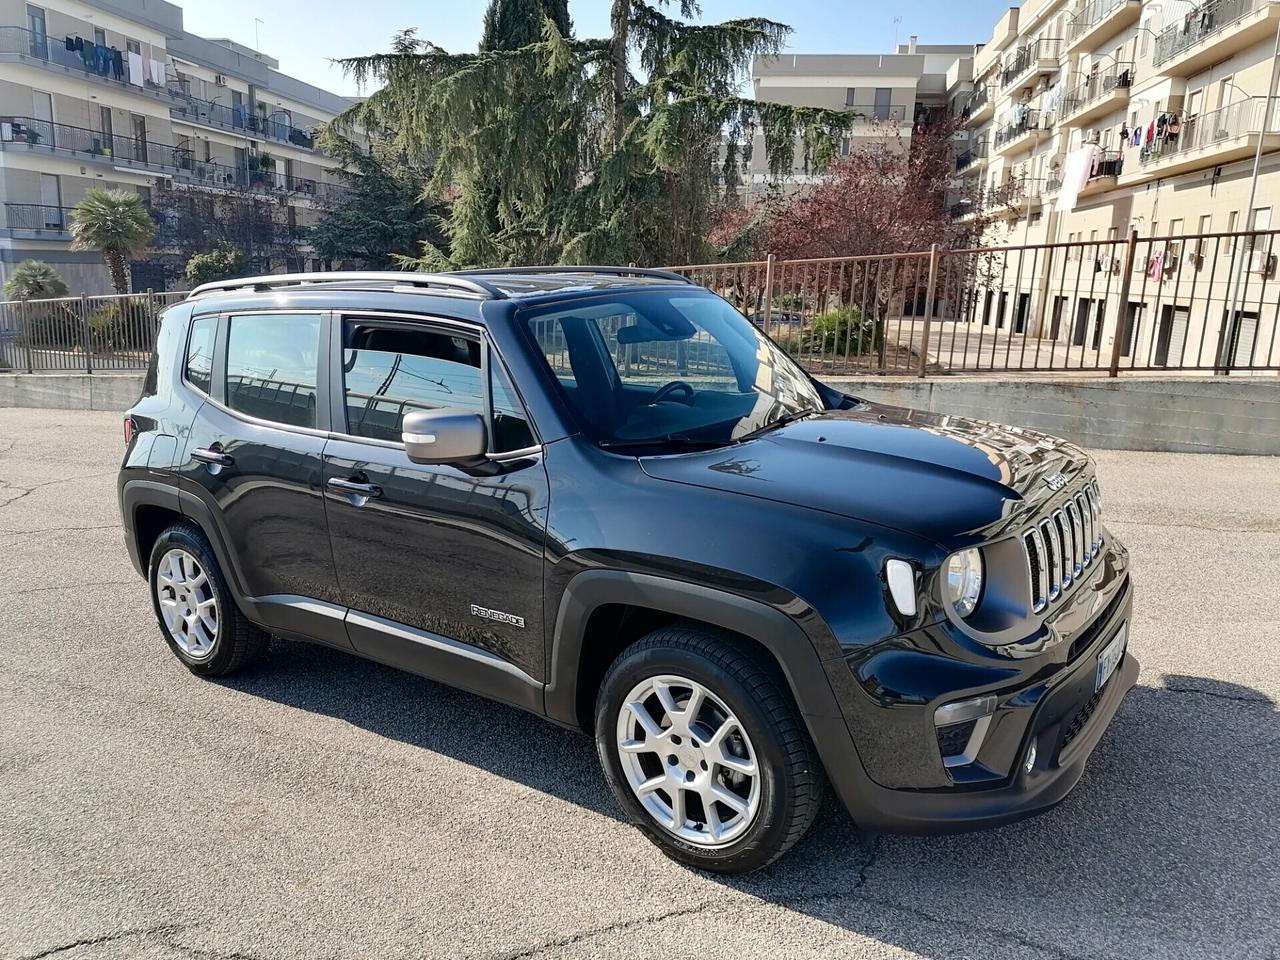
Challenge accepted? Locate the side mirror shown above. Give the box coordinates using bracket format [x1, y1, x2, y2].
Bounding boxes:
[402, 409, 488, 465]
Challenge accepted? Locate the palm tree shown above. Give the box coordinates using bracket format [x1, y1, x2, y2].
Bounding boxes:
[69, 189, 155, 295]
[3, 260, 69, 300]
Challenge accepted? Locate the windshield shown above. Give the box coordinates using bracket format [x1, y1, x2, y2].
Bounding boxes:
[520, 289, 825, 448]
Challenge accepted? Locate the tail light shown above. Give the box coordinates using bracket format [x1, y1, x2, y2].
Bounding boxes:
[123, 416, 137, 445]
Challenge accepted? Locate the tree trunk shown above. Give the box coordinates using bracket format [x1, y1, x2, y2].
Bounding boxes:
[104, 250, 129, 295]
[608, 0, 630, 150]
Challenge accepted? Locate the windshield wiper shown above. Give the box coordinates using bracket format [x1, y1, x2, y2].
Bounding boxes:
[598, 434, 729, 452]
[733, 408, 821, 443]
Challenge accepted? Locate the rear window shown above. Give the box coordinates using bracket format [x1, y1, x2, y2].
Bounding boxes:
[224, 313, 321, 428]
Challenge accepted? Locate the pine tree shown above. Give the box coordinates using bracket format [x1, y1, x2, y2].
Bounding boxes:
[336, 0, 848, 268]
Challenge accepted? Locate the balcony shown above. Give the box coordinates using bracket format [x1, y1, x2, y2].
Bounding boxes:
[955, 139, 989, 173]
[993, 110, 1052, 156]
[0, 116, 347, 202]
[844, 102, 908, 125]
[0, 115, 187, 178]
[1001, 38, 1063, 91]
[1122, 97, 1280, 184]
[987, 177, 1043, 217]
[169, 91, 320, 150]
[1153, 0, 1280, 76]
[0, 26, 174, 103]
[1057, 65, 1134, 128]
[1063, 0, 1142, 56]
[1079, 149, 1125, 197]
[1, 202, 74, 238]
[959, 85, 995, 127]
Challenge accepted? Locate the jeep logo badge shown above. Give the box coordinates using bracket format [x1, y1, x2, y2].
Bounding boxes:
[470, 604, 525, 629]
[1043, 473, 1068, 491]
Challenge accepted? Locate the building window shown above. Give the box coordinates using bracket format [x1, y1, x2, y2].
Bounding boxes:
[26, 4, 47, 58]
[845, 88, 856, 107]
[94, 27, 106, 47]
[39, 173, 61, 224]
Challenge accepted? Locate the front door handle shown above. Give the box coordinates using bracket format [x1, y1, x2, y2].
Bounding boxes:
[327, 477, 383, 499]
[191, 446, 234, 467]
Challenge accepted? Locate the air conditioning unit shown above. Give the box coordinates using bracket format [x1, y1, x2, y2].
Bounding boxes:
[215, 74, 228, 86]
[1248, 250, 1276, 276]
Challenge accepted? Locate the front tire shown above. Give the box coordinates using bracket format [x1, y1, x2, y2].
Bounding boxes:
[595, 624, 824, 873]
[148, 522, 267, 677]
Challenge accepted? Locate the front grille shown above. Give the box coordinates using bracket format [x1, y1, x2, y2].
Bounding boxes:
[936, 719, 978, 758]
[1023, 478, 1102, 614]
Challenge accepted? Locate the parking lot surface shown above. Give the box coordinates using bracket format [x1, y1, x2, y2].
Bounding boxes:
[2, 407, 1278, 960]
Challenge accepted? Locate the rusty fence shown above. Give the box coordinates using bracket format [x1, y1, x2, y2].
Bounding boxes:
[666, 228, 1280, 376]
[3, 231, 1278, 378]
[0, 290, 187, 373]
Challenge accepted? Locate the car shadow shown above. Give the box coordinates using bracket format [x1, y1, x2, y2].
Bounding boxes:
[223, 646, 1279, 958]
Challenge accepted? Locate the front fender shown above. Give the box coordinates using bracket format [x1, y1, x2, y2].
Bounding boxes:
[544, 569, 847, 726]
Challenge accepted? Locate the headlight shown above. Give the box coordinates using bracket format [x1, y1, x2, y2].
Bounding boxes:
[945, 548, 984, 617]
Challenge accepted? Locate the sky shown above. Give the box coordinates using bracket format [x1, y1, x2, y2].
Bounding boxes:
[181, 0, 1015, 99]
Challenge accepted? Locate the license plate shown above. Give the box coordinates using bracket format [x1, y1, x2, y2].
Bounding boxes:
[1095, 622, 1128, 692]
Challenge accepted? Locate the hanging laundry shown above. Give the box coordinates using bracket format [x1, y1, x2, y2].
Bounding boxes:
[149, 59, 165, 86]
[1147, 249, 1165, 282]
[111, 48, 124, 80]
[127, 51, 144, 86]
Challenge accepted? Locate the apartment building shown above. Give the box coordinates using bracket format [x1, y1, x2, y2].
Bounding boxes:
[0, 0, 356, 294]
[746, 40, 976, 198]
[954, 0, 1280, 368]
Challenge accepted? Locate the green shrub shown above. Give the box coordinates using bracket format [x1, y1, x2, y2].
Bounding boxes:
[800, 306, 881, 357]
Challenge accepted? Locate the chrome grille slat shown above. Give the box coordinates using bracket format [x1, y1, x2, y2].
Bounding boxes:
[1020, 476, 1105, 615]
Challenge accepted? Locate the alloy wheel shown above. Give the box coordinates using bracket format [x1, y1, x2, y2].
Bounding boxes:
[615, 674, 761, 847]
[155, 548, 218, 659]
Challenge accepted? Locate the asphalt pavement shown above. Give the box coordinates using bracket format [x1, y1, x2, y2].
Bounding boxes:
[1, 407, 1277, 960]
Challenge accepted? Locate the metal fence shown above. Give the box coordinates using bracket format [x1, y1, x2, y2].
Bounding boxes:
[2, 231, 1278, 377]
[0, 291, 186, 373]
[666, 229, 1280, 376]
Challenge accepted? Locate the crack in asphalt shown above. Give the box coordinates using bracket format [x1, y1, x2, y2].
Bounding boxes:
[490, 899, 722, 960]
[1107, 517, 1280, 534]
[0, 523, 123, 537]
[0, 472, 116, 510]
[4, 579, 139, 596]
[18, 924, 189, 959]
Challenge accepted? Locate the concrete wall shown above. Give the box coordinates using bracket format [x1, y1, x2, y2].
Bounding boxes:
[827, 376, 1280, 456]
[1, 373, 1277, 455]
[0, 373, 143, 411]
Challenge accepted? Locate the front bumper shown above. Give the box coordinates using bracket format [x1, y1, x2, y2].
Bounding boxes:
[810, 562, 1137, 834]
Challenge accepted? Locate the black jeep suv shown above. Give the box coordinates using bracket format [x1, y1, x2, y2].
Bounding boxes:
[119, 268, 1137, 873]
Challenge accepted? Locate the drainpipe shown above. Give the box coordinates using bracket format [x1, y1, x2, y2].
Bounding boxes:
[1220, 12, 1280, 370]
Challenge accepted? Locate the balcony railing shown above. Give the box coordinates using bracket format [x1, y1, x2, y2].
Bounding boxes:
[1139, 97, 1280, 164]
[1, 202, 74, 232]
[1066, 0, 1137, 44]
[1001, 38, 1062, 88]
[1154, 0, 1273, 66]
[955, 140, 989, 171]
[1091, 148, 1125, 178]
[0, 25, 164, 89]
[1059, 65, 1134, 118]
[0, 115, 171, 166]
[994, 110, 1049, 148]
[0, 116, 347, 201]
[988, 177, 1041, 208]
[959, 85, 991, 122]
[844, 102, 908, 123]
[168, 91, 319, 149]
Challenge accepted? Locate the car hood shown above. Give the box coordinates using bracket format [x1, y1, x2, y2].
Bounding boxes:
[638, 402, 1092, 544]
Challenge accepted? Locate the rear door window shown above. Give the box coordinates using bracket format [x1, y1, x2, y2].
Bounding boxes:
[224, 313, 322, 428]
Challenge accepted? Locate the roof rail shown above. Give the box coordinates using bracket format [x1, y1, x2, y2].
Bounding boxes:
[188, 271, 508, 300]
[449, 265, 695, 285]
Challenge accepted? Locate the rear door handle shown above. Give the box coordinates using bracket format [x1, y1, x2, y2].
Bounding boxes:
[191, 446, 234, 467]
[327, 477, 382, 498]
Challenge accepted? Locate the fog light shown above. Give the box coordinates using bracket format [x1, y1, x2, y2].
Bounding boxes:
[1023, 741, 1037, 774]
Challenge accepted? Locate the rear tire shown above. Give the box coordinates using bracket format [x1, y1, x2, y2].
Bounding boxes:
[148, 522, 267, 677]
[595, 623, 824, 874]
